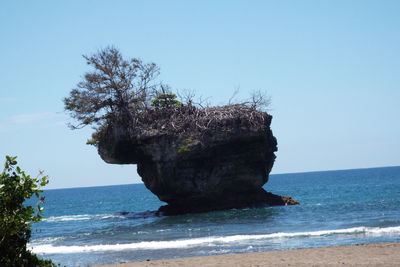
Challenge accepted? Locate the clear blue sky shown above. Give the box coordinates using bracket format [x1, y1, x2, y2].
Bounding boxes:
[1, 0, 399, 189]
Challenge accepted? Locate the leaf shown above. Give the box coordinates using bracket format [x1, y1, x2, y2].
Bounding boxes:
[0, 156, 55, 265]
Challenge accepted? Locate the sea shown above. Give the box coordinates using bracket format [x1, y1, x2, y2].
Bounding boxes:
[28, 166, 400, 266]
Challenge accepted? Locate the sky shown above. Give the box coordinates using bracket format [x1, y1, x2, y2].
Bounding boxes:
[1, 0, 399, 189]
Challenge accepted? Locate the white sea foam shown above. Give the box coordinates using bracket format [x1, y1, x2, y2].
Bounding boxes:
[43, 214, 124, 222]
[44, 215, 93, 222]
[30, 225, 400, 254]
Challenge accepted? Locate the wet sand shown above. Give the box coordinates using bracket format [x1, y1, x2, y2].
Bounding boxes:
[95, 242, 400, 267]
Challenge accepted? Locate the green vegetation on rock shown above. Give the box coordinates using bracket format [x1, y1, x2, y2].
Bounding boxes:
[178, 138, 194, 154]
[151, 93, 182, 110]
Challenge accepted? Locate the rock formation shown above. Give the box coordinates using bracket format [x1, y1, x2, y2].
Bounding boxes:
[97, 104, 298, 215]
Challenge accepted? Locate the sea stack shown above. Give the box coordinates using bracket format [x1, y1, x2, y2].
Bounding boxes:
[97, 104, 298, 215]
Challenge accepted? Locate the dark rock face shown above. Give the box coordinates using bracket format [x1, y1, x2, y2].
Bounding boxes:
[98, 107, 298, 215]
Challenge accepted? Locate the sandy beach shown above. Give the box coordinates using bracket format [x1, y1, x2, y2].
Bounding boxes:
[95, 242, 400, 267]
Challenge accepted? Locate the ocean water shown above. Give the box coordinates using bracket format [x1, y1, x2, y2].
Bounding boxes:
[28, 166, 400, 266]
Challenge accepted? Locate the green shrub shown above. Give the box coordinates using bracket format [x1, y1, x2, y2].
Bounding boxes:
[177, 145, 191, 154]
[86, 138, 99, 146]
[151, 93, 182, 110]
[0, 156, 56, 267]
[177, 138, 194, 154]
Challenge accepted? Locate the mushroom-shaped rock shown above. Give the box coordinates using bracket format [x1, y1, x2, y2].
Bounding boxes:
[98, 104, 298, 215]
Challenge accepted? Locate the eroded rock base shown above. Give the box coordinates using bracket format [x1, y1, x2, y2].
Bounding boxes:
[158, 189, 299, 216]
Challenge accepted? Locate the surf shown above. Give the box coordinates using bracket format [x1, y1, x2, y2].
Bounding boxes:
[30, 225, 400, 254]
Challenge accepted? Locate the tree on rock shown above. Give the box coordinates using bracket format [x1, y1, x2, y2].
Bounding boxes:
[64, 47, 162, 130]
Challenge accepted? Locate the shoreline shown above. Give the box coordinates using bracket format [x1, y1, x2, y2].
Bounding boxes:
[94, 242, 400, 267]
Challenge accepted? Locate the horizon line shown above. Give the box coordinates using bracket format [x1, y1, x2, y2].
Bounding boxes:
[45, 164, 400, 191]
[271, 164, 400, 176]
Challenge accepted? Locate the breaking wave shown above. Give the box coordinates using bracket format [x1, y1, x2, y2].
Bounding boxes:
[30, 225, 400, 254]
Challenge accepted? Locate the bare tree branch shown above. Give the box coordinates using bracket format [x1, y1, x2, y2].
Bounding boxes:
[228, 86, 240, 105]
